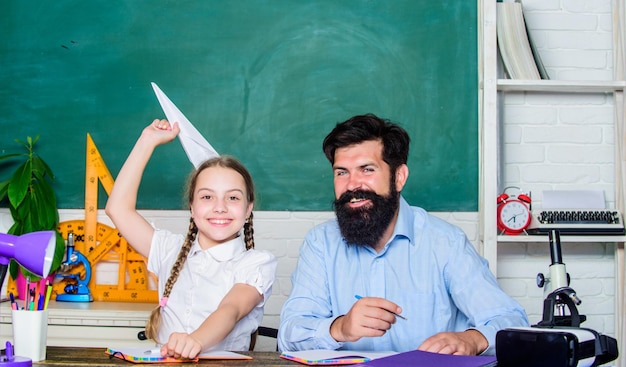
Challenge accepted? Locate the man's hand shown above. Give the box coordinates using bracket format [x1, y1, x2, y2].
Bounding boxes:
[161, 332, 203, 359]
[330, 296, 402, 343]
[418, 329, 488, 356]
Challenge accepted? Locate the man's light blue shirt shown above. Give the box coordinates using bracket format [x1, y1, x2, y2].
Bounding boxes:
[278, 197, 529, 355]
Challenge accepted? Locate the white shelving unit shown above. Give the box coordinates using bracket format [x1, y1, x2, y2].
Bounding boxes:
[478, 0, 625, 272]
[478, 0, 625, 357]
[497, 79, 626, 93]
[498, 234, 626, 243]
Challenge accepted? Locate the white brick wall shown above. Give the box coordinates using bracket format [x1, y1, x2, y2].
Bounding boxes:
[523, 0, 614, 81]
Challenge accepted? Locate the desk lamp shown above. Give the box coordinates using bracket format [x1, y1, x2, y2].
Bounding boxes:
[0, 231, 56, 367]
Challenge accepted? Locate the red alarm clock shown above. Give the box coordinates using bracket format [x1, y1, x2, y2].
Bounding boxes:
[497, 187, 532, 235]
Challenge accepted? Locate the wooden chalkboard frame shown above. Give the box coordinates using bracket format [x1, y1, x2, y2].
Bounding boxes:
[0, 1, 477, 211]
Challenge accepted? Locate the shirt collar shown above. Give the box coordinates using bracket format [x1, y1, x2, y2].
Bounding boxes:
[189, 235, 246, 261]
[385, 196, 415, 246]
[352, 196, 416, 257]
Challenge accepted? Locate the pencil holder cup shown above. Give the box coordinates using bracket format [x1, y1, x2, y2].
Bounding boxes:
[11, 309, 49, 362]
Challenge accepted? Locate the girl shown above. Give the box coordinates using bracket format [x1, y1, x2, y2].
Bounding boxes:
[105, 119, 276, 359]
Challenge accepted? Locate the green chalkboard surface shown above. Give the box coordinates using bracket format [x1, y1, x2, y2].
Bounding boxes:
[1, 1, 477, 211]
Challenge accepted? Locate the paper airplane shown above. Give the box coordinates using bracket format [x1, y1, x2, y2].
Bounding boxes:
[151, 82, 219, 168]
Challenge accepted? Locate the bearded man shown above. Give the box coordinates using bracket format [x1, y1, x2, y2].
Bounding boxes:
[277, 114, 529, 355]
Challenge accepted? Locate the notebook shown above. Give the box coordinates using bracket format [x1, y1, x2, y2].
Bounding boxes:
[105, 347, 252, 363]
[279, 350, 397, 365]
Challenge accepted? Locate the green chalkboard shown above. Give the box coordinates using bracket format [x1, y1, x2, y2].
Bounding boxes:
[1, 1, 478, 211]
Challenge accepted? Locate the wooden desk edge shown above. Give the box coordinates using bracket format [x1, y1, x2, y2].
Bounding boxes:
[35, 346, 296, 366]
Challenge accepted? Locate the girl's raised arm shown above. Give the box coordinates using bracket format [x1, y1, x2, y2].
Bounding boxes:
[105, 119, 180, 258]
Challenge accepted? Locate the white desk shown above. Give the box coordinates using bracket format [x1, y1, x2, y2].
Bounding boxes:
[0, 301, 155, 348]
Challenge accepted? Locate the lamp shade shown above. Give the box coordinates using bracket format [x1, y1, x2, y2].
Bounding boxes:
[0, 231, 56, 278]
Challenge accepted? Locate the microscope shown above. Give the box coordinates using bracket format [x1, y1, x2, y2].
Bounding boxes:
[496, 229, 618, 366]
[55, 231, 94, 302]
[535, 229, 585, 327]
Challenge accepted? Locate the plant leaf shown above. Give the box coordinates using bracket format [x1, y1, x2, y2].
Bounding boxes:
[7, 221, 20, 235]
[39, 184, 59, 226]
[31, 190, 54, 230]
[7, 161, 31, 208]
[51, 231, 65, 274]
[14, 194, 31, 225]
[8, 260, 18, 280]
[0, 180, 9, 201]
[0, 153, 24, 162]
[7, 207, 20, 229]
[3, 135, 63, 277]
[32, 156, 55, 181]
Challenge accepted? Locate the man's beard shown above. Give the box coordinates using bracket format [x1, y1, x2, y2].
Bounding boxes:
[333, 184, 400, 248]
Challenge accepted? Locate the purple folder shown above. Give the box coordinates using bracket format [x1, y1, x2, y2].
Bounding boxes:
[356, 349, 497, 367]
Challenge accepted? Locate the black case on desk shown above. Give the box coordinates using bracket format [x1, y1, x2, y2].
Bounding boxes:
[495, 327, 618, 367]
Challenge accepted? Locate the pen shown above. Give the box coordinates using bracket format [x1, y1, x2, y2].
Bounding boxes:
[25, 277, 30, 310]
[37, 295, 45, 311]
[29, 287, 36, 311]
[34, 280, 40, 310]
[44, 281, 53, 310]
[9, 292, 17, 311]
[354, 295, 408, 320]
[37, 278, 46, 307]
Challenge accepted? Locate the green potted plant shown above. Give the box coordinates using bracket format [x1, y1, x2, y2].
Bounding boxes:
[0, 136, 65, 294]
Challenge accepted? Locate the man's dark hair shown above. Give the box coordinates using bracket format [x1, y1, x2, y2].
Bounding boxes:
[322, 113, 410, 172]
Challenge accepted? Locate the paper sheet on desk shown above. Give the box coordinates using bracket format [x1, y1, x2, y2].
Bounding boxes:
[542, 190, 605, 209]
[151, 82, 219, 168]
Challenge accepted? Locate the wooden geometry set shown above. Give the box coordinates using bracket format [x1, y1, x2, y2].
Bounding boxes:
[8, 134, 158, 303]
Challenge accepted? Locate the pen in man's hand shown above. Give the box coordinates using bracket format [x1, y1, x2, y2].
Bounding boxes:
[354, 295, 408, 320]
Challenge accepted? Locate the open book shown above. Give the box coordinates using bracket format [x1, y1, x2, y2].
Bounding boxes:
[279, 350, 397, 365]
[106, 347, 252, 364]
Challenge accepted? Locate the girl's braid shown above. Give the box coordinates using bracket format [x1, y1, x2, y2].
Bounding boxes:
[145, 218, 197, 343]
